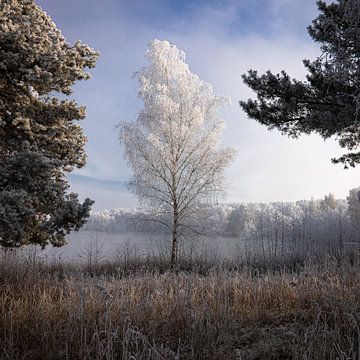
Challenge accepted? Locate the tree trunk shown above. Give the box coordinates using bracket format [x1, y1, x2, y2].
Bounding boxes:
[170, 228, 178, 270]
[338, 213, 344, 252]
[170, 207, 179, 270]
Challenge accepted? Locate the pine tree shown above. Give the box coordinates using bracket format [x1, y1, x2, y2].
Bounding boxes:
[0, 0, 99, 248]
[240, 0, 360, 168]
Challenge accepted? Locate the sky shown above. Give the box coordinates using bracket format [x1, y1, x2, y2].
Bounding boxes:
[36, 0, 360, 211]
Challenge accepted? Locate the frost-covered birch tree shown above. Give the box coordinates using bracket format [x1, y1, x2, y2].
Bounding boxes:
[0, 0, 99, 248]
[120, 40, 235, 268]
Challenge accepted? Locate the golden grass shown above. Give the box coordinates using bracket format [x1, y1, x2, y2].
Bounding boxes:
[1, 256, 360, 359]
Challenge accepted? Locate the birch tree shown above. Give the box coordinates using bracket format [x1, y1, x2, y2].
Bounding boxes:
[347, 187, 360, 238]
[120, 40, 235, 268]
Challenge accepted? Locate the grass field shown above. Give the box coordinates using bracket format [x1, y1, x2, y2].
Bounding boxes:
[1, 253, 360, 359]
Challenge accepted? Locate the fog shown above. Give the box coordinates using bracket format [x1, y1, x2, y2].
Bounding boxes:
[17, 231, 246, 264]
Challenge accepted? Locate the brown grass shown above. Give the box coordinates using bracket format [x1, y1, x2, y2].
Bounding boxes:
[1, 254, 360, 359]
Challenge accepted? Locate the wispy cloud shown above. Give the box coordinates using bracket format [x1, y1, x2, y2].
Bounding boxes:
[38, 0, 360, 209]
[68, 174, 137, 211]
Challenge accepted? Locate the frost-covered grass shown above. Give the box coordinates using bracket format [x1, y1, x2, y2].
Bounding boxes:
[1, 253, 360, 359]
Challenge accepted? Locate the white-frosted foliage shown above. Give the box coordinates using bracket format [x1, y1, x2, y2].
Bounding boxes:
[0, 0, 98, 248]
[84, 193, 358, 257]
[120, 40, 235, 231]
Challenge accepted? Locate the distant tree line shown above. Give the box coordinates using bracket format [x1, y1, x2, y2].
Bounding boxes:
[83, 190, 360, 257]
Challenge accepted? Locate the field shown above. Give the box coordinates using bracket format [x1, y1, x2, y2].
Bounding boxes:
[1, 251, 360, 359]
[34, 231, 248, 263]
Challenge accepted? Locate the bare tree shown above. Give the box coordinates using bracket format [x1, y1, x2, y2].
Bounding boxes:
[119, 40, 235, 268]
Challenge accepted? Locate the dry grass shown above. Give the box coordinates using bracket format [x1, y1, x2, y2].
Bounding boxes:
[1, 254, 360, 359]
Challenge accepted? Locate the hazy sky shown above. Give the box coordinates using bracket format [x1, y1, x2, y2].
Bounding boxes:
[36, 0, 360, 210]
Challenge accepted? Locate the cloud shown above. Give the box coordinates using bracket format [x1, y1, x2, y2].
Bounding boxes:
[37, 0, 360, 209]
[68, 174, 138, 211]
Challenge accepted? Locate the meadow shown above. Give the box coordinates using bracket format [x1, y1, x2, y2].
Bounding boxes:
[1, 250, 360, 359]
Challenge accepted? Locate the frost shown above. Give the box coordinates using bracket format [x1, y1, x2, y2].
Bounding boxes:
[0, 0, 98, 248]
[119, 40, 235, 267]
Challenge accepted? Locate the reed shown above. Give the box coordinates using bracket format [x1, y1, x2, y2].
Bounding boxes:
[1, 252, 360, 359]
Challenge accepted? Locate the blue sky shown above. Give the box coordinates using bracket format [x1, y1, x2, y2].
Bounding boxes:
[36, 0, 360, 210]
